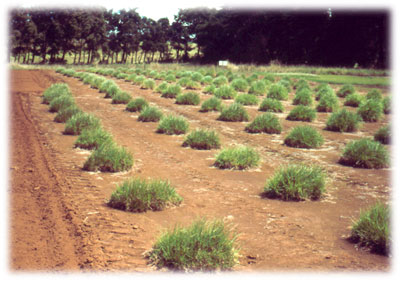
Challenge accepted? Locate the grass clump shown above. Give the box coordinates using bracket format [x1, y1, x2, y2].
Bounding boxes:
[138, 106, 163, 122]
[374, 125, 391, 145]
[267, 83, 288, 100]
[201, 75, 213, 85]
[64, 112, 101, 135]
[258, 98, 284, 113]
[344, 93, 364, 107]
[357, 99, 383, 122]
[263, 164, 325, 201]
[111, 91, 132, 104]
[248, 80, 267, 96]
[245, 113, 282, 134]
[175, 92, 201, 105]
[156, 115, 189, 135]
[155, 81, 168, 93]
[54, 104, 82, 123]
[366, 89, 382, 101]
[74, 127, 113, 150]
[161, 84, 182, 98]
[293, 88, 313, 106]
[382, 96, 390, 114]
[286, 105, 316, 122]
[336, 84, 355, 98]
[42, 83, 71, 104]
[212, 76, 229, 87]
[141, 78, 156, 90]
[294, 79, 310, 91]
[99, 80, 117, 94]
[126, 97, 149, 112]
[214, 85, 237, 100]
[217, 103, 249, 122]
[234, 94, 259, 106]
[350, 202, 390, 255]
[83, 142, 133, 172]
[182, 129, 221, 150]
[316, 92, 339, 112]
[107, 178, 182, 212]
[214, 145, 260, 170]
[325, 109, 361, 132]
[339, 138, 389, 169]
[315, 84, 334, 101]
[48, 94, 75, 113]
[230, 78, 249, 92]
[284, 126, 324, 149]
[104, 84, 121, 99]
[147, 218, 239, 271]
[203, 84, 217, 95]
[200, 97, 222, 112]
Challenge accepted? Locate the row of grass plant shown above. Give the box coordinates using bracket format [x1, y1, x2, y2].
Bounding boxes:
[61, 67, 391, 264]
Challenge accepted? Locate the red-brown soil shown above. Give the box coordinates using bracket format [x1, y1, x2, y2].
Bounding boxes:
[9, 69, 391, 272]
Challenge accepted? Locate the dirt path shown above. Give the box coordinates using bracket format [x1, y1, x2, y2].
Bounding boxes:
[9, 69, 390, 272]
[9, 71, 88, 270]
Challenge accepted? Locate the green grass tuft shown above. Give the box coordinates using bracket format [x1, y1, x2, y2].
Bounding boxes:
[182, 129, 221, 150]
[200, 97, 223, 112]
[138, 106, 163, 122]
[357, 99, 383, 122]
[284, 126, 324, 148]
[234, 93, 259, 106]
[111, 91, 132, 104]
[64, 112, 101, 135]
[293, 88, 313, 106]
[48, 94, 75, 113]
[350, 202, 390, 255]
[74, 127, 113, 150]
[267, 83, 289, 100]
[336, 84, 355, 98]
[157, 115, 189, 135]
[42, 83, 71, 104]
[374, 125, 391, 145]
[175, 92, 201, 105]
[339, 138, 389, 169]
[108, 178, 182, 212]
[126, 97, 149, 112]
[258, 98, 284, 113]
[147, 218, 239, 271]
[286, 105, 316, 122]
[316, 92, 339, 112]
[83, 141, 133, 172]
[54, 104, 82, 123]
[344, 93, 364, 107]
[161, 84, 182, 98]
[245, 113, 282, 134]
[230, 78, 249, 92]
[214, 85, 237, 100]
[263, 164, 326, 201]
[214, 145, 260, 170]
[325, 109, 361, 132]
[217, 103, 249, 122]
[248, 80, 267, 96]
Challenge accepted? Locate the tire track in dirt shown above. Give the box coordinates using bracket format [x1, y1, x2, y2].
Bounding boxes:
[10, 88, 87, 270]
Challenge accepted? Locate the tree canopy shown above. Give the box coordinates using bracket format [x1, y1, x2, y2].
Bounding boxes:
[9, 7, 389, 68]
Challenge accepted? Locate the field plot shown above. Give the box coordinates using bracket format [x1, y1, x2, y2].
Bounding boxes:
[9, 67, 390, 271]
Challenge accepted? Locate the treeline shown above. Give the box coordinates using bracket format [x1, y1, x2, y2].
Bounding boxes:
[10, 7, 389, 68]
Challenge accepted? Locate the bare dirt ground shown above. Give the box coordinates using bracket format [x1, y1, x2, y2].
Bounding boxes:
[9, 69, 390, 272]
